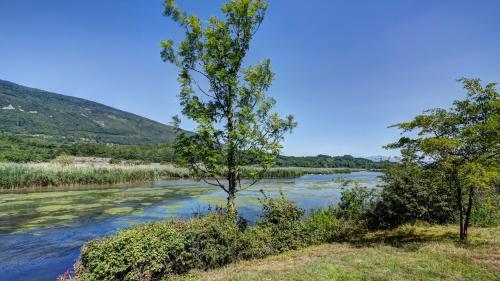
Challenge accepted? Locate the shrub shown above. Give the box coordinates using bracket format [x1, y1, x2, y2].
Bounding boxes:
[74, 193, 372, 281]
[471, 192, 500, 227]
[182, 214, 240, 270]
[337, 185, 376, 222]
[76, 214, 239, 281]
[368, 164, 456, 229]
[238, 226, 274, 259]
[257, 192, 308, 252]
[305, 206, 341, 243]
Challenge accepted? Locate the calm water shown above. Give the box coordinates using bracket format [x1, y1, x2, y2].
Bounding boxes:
[0, 172, 382, 281]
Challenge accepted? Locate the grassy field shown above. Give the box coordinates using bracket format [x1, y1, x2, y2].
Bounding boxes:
[173, 225, 499, 281]
[0, 162, 355, 190]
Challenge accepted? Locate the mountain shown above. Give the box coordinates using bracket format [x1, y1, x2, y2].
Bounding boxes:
[0, 79, 183, 145]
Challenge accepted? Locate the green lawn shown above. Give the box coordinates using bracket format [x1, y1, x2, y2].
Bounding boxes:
[172, 225, 499, 281]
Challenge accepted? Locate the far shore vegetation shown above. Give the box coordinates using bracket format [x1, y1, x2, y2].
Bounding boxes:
[0, 132, 391, 190]
[0, 132, 393, 167]
[0, 162, 355, 191]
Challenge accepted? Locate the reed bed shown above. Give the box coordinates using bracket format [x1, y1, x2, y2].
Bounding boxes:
[0, 163, 190, 190]
[245, 167, 352, 179]
[0, 163, 353, 190]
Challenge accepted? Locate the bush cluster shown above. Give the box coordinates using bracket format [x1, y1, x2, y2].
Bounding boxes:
[75, 192, 365, 281]
[365, 163, 498, 230]
[77, 214, 239, 281]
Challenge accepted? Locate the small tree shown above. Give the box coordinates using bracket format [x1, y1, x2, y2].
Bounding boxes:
[387, 78, 499, 240]
[161, 0, 296, 215]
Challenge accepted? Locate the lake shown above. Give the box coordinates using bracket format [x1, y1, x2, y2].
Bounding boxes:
[0, 171, 382, 281]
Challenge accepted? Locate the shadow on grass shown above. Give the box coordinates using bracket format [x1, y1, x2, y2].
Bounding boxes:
[348, 224, 498, 250]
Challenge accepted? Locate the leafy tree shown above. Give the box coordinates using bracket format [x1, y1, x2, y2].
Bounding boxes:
[161, 0, 296, 215]
[387, 78, 499, 240]
[369, 162, 456, 229]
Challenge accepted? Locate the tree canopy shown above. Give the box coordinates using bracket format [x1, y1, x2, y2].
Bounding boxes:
[386, 78, 499, 240]
[161, 0, 296, 213]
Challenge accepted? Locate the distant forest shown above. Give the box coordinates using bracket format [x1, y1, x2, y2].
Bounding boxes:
[0, 134, 393, 169]
[276, 155, 393, 169]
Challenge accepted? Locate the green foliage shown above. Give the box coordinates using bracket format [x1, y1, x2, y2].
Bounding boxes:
[237, 226, 274, 259]
[368, 163, 457, 229]
[0, 79, 184, 145]
[276, 154, 394, 170]
[163, 0, 296, 212]
[386, 78, 500, 239]
[243, 166, 351, 178]
[306, 206, 343, 243]
[77, 214, 240, 281]
[74, 193, 366, 281]
[0, 133, 59, 162]
[337, 185, 376, 222]
[0, 133, 386, 172]
[257, 192, 308, 252]
[470, 191, 500, 227]
[0, 133, 177, 164]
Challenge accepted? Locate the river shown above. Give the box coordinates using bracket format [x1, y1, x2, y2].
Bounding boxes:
[0, 171, 382, 281]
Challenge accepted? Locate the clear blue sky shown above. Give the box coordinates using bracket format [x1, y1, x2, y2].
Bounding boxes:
[1, 0, 499, 157]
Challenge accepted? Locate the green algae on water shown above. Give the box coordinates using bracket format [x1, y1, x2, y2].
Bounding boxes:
[162, 204, 184, 212]
[104, 207, 134, 215]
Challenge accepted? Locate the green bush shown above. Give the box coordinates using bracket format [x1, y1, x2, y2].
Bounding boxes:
[305, 206, 341, 243]
[238, 226, 274, 259]
[368, 164, 456, 229]
[257, 192, 309, 252]
[471, 192, 500, 227]
[304, 188, 375, 242]
[75, 194, 368, 281]
[337, 185, 376, 222]
[77, 214, 240, 281]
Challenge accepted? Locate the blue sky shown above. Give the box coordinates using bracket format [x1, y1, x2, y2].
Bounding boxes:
[1, 0, 499, 157]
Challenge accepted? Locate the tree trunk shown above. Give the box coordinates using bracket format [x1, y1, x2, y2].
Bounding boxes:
[455, 175, 465, 241]
[227, 170, 237, 217]
[226, 98, 237, 219]
[463, 186, 475, 240]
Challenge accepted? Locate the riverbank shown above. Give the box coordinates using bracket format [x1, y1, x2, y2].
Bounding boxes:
[0, 162, 356, 190]
[175, 225, 499, 281]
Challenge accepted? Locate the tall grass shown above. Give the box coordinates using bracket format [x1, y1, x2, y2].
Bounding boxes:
[0, 163, 190, 190]
[0, 163, 353, 190]
[245, 167, 352, 179]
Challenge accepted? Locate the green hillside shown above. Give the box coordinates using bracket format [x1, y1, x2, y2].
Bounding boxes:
[0, 79, 182, 145]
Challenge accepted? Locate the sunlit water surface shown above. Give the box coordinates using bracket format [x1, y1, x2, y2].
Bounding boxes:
[0, 172, 382, 281]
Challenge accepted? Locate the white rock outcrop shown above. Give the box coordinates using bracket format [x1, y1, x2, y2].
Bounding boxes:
[1, 104, 15, 110]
